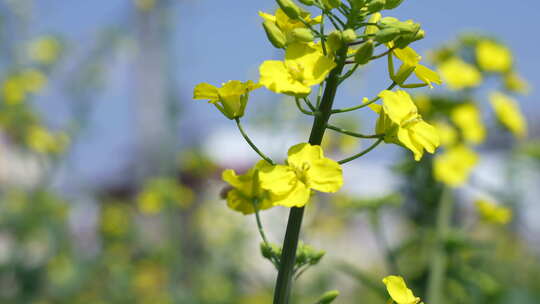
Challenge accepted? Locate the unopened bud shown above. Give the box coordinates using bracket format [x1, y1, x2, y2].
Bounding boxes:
[291, 27, 314, 43]
[351, 0, 366, 7]
[364, 12, 381, 35]
[367, 0, 385, 13]
[322, 0, 341, 9]
[262, 21, 287, 48]
[276, 0, 304, 20]
[374, 27, 401, 43]
[342, 29, 357, 44]
[298, 0, 315, 5]
[327, 31, 343, 52]
[354, 40, 374, 64]
[384, 0, 404, 9]
[394, 29, 424, 48]
[316, 290, 340, 304]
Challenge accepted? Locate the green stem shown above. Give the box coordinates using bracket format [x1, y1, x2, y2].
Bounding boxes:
[331, 82, 396, 114]
[338, 138, 383, 164]
[273, 46, 349, 304]
[326, 124, 383, 139]
[295, 98, 315, 116]
[235, 118, 275, 165]
[426, 187, 453, 304]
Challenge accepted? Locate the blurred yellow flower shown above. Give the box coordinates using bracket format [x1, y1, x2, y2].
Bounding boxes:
[391, 44, 442, 88]
[373, 90, 439, 161]
[259, 43, 336, 96]
[222, 160, 275, 214]
[20, 68, 47, 93]
[382, 275, 421, 304]
[134, 0, 156, 11]
[503, 71, 530, 94]
[489, 91, 527, 138]
[194, 80, 261, 119]
[2, 77, 26, 105]
[137, 178, 193, 214]
[101, 203, 131, 237]
[433, 121, 458, 147]
[259, 8, 321, 45]
[438, 57, 482, 90]
[475, 199, 512, 225]
[476, 40, 512, 72]
[451, 103, 485, 144]
[25, 125, 69, 154]
[434, 145, 478, 187]
[27, 36, 61, 64]
[259, 143, 343, 207]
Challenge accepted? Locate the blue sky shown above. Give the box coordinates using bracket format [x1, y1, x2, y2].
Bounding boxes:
[27, 0, 540, 185]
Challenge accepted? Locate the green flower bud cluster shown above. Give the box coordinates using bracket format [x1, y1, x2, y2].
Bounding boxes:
[321, 0, 342, 10]
[260, 241, 325, 269]
[374, 17, 423, 47]
[354, 40, 374, 64]
[277, 0, 307, 20]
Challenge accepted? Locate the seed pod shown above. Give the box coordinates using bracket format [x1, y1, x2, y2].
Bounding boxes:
[354, 40, 374, 64]
[291, 27, 315, 43]
[342, 29, 357, 44]
[276, 0, 303, 20]
[262, 21, 287, 48]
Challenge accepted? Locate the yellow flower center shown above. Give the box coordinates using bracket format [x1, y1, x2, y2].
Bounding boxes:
[285, 62, 306, 83]
[401, 112, 421, 128]
[292, 162, 311, 185]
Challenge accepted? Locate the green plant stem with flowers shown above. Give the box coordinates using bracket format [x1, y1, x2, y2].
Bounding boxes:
[193, 0, 445, 303]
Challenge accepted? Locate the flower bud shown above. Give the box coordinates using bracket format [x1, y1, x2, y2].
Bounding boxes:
[374, 27, 400, 43]
[322, 0, 341, 9]
[276, 0, 304, 20]
[394, 29, 424, 48]
[384, 0, 404, 9]
[367, 0, 385, 13]
[364, 12, 381, 35]
[351, 0, 366, 8]
[354, 40, 374, 64]
[341, 29, 357, 44]
[291, 27, 315, 43]
[327, 30, 343, 52]
[298, 0, 315, 5]
[262, 21, 287, 48]
[316, 290, 340, 304]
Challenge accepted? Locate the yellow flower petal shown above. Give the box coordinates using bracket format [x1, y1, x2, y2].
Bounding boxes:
[414, 64, 442, 88]
[382, 275, 421, 304]
[476, 40, 512, 72]
[451, 103, 485, 144]
[438, 57, 482, 90]
[270, 180, 311, 207]
[259, 60, 311, 96]
[307, 158, 343, 193]
[434, 145, 478, 187]
[489, 91, 527, 138]
[259, 164, 297, 196]
[286, 143, 323, 168]
[193, 82, 219, 101]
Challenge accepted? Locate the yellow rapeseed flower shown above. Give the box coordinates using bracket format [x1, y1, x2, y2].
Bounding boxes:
[258, 143, 343, 207]
[137, 178, 193, 214]
[259, 43, 336, 96]
[434, 145, 478, 187]
[20, 68, 47, 93]
[259, 8, 321, 45]
[390, 44, 442, 88]
[438, 57, 482, 90]
[27, 36, 61, 64]
[451, 103, 485, 144]
[382, 275, 421, 304]
[193, 80, 261, 119]
[372, 90, 439, 161]
[222, 161, 275, 214]
[476, 40, 512, 73]
[25, 125, 69, 154]
[475, 199, 512, 225]
[433, 121, 458, 147]
[489, 91, 527, 138]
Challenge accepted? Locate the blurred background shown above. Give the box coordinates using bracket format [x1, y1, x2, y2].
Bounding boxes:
[0, 0, 539, 303]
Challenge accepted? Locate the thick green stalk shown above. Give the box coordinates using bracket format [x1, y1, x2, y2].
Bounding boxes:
[426, 187, 453, 304]
[273, 47, 348, 304]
